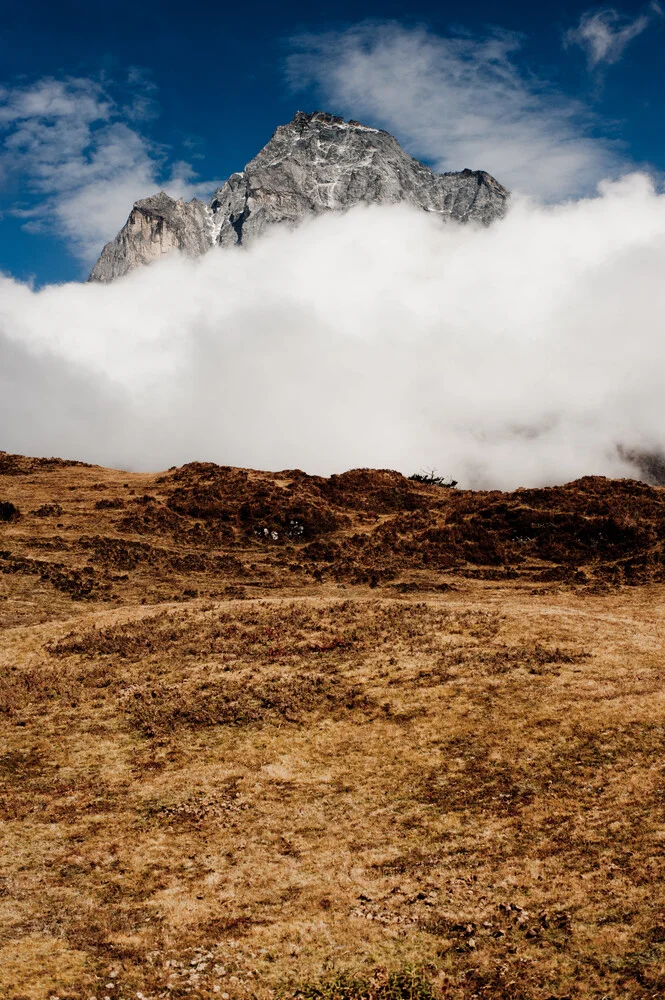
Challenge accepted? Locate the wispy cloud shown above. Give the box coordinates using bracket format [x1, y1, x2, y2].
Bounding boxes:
[565, 4, 662, 68]
[287, 22, 628, 200]
[0, 75, 219, 266]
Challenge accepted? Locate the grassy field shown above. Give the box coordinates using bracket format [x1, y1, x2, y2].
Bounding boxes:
[1, 454, 665, 999]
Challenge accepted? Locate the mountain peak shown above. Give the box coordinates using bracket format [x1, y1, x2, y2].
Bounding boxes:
[89, 111, 509, 282]
[289, 110, 382, 133]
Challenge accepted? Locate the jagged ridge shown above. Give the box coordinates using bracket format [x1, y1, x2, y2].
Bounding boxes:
[89, 110, 509, 282]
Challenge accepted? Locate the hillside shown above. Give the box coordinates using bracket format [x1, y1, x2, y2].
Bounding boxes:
[2, 454, 665, 998]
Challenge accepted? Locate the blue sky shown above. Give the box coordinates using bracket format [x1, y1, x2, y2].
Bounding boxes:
[1, 0, 663, 285]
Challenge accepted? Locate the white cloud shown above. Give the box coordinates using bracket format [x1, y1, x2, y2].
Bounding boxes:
[287, 22, 628, 200]
[565, 6, 660, 68]
[0, 75, 219, 267]
[2, 176, 665, 488]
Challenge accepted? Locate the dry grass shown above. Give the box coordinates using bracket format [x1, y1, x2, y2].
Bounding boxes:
[2, 456, 665, 998]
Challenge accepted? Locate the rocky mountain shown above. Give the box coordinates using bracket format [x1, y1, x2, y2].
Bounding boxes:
[89, 110, 509, 282]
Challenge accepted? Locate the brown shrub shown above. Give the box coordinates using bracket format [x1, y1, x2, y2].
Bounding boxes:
[0, 660, 80, 716]
[0, 501, 20, 522]
[0, 551, 105, 600]
[94, 496, 125, 509]
[122, 669, 371, 736]
[30, 503, 63, 517]
[416, 643, 591, 684]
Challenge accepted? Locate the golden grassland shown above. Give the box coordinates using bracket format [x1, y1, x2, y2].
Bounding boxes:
[2, 455, 665, 999]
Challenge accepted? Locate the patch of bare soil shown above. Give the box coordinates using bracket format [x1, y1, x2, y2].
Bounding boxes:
[2, 455, 665, 999]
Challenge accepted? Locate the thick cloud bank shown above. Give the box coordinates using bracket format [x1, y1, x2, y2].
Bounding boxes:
[2, 173, 665, 489]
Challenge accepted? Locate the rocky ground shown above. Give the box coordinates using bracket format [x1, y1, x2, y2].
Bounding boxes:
[1, 453, 665, 998]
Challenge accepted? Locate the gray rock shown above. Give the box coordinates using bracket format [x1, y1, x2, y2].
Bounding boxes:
[89, 111, 509, 281]
[89, 193, 213, 283]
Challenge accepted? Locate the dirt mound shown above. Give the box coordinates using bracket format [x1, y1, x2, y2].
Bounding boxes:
[297, 474, 665, 587]
[163, 464, 348, 540]
[1, 456, 664, 623]
[319, 468, 436, 512]
[160, 464, 449, 541]
[150, 462, 665, 588]
[439, 476, 665, 576]
[0, 451, 91, 475]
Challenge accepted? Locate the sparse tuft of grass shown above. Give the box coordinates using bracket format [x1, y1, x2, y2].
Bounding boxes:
[283, 967, 439, 1000]
[123, 668, 372, 736]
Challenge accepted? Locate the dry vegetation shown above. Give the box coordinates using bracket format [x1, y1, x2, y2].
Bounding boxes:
[1, 452, 665, 999]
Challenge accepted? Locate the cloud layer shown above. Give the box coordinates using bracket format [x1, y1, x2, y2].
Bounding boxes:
[0, 75, 218, 266]
[2, 173, 665, 488]
[288, 23, 626, 200]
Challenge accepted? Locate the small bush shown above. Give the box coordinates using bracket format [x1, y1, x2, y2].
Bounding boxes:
[95, 497, 125, 510]
[283, 967, 438, 1000]
[408, 470, 457, 488]
[0, 501, 20, 522]
[31, 503, 63, 517]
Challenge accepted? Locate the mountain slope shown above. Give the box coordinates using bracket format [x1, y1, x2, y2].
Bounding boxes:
[89, 111, 509, 282]
[2, 454, 665, 999]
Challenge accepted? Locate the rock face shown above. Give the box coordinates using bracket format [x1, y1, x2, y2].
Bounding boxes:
[89, 111, 509, 282]
[89, 193, 213, 283]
